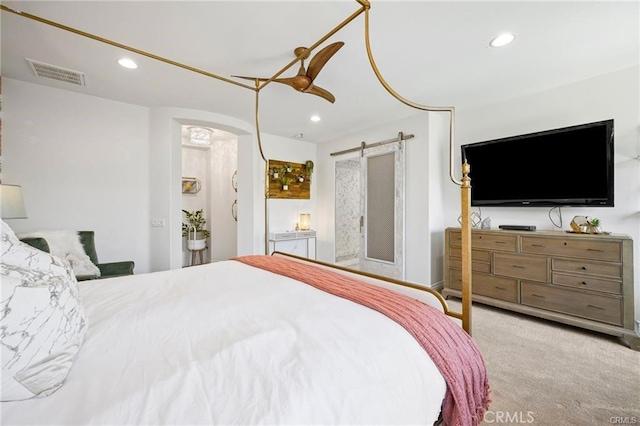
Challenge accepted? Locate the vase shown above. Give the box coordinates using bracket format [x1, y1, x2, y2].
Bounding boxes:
[282, 185, 289, 191]
[589, 225, 602, 234]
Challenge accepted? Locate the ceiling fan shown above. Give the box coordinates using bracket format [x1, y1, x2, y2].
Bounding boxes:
[232, 41, 344, 103]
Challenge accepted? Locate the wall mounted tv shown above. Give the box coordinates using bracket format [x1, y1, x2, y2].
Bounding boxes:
[461, 119, 614, 207]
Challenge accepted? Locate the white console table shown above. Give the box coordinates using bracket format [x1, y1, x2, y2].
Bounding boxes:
[269, 231, 317, 260]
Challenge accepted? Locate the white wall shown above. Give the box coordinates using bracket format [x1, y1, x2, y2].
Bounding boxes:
[181, 144, 210, 266]
[3, 82, 312, 274]
[147, 108, 317, 269]
[446, 66, 639, 322]
[317, 66, 639, 313]
[208, 138, 239, 262]
[316, 114, 436, 287]
[261, 135, 317, 234]
[2, 79, 152, 273]
[181, 135, 239, 264]
[148, 108, 255, 270]
[5, 65, 638, 321]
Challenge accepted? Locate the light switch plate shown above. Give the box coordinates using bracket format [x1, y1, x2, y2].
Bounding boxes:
[151, 218, 166, 227]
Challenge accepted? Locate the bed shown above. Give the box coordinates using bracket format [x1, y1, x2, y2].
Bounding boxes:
[1, 220, 489, 425]
[2, 2, 485, 424]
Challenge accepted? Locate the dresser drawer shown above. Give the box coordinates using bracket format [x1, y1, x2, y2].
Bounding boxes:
[473, 233, 518, 251]
[521, 282, 622, 326]
[449, 231, 517, 252]
[552, 273, 622, 295]
[494, 253, 548, 282]
[449, 259, 491, 274]
[449, 247, 491, 262]
[449, 231, 463, 247]
[521, 236, 621, 262]
[552, 258, 622, 280]
[449, 269, 519, 303]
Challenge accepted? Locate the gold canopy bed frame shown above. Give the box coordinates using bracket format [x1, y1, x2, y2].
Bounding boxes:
[1, 0, 474, 334]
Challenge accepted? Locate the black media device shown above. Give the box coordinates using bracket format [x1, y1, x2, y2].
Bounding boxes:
[461, 119, 614, 207]
[499, 225, 537, 231]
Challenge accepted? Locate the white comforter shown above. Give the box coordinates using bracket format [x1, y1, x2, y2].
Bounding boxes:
[2, 260, 446, 425]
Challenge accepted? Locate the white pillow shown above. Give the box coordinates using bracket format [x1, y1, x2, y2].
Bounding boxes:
[17, 229, 101, 279]
[1, 220, 88, 401]
[65, 253, 101, 278]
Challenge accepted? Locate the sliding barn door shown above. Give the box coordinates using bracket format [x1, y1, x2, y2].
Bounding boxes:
[359, 143, 405, 279]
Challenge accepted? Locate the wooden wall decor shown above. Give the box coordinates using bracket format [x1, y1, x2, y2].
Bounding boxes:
[267, 159, 311, 199]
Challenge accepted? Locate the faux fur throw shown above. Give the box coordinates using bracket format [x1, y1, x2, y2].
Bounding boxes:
[17, 230, 101, 278]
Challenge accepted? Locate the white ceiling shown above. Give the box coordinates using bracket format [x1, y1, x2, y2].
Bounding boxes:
[2, 1, 638, 143]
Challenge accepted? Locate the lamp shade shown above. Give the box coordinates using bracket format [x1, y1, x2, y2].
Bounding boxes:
[299, 213, 311, 231]
[0, 184, 27, 219]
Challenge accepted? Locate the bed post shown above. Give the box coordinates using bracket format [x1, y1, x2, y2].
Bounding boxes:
[460, 161, 472, 335]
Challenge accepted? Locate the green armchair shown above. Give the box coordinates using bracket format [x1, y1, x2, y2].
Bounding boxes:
[20, 231, 134, 281]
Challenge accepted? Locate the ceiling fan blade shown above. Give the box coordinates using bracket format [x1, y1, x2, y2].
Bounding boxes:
[306, 41, 344, 82]
[304, 85, 336, 103]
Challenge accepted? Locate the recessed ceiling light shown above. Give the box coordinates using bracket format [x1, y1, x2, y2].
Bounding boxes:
[489, 33, 516, 48]
[118, 58, 138, 69]
[310, 115, 321, 122]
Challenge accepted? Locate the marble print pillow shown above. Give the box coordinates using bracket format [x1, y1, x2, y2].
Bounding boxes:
[2, 222, 73, 282]
[1, 220, 88, 401]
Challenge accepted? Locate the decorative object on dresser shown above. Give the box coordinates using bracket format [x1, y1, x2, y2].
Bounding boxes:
[570, 215, 605, 234]
[443, 227, 638, 350]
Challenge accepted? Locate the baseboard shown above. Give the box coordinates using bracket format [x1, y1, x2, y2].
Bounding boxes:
[430, 280, 444, 293]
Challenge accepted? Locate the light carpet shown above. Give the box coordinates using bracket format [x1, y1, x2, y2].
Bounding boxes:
[445, 299, 640, 425]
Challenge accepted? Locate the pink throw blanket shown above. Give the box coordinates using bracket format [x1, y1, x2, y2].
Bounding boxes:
[234, 255, 490, 426]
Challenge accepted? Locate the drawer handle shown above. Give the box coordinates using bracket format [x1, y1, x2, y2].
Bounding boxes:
[495, 286, 507, 291]
[587, 248, 604, 253]
[512, 265, 525, 269]
[531, 244, 545, 248]
[495, 241, 506, 245]
[581, 266, 588, 270]
[531, 293, 545, 299]
[587, 304, 605, 311]
[582, 281, 588, 286]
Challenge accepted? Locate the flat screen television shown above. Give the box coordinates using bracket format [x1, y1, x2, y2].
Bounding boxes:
[461, 119, 614, 207]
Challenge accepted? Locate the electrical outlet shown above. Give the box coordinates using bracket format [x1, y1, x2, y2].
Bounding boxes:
[151, 218, 166, 227]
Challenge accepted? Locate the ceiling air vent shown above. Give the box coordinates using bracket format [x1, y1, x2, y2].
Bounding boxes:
[25, 58, 86, 86]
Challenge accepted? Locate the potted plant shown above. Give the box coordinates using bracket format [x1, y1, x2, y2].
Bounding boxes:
[182, 209, 211, 250]
[297, 174, 305, 183]
[587, 217, 602, 234]
[304, 160, 314, 175]
[281, 176, 291, 190]
[284, 163, 293, 173]
[269, 167, 279, 179]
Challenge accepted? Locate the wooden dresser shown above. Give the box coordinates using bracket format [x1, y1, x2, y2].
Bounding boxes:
[442, 227, 638, 350]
